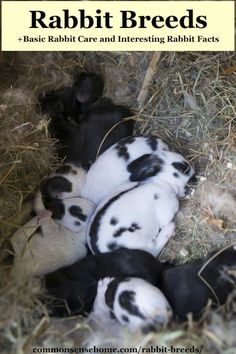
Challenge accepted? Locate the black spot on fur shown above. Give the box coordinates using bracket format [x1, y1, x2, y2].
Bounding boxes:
[113, 227, 127, 238]
[189, 174, 197, 184]
[105, 278, 129, 310]
[69, 206, 87, 222]
[89, 185, 138, 253]
[116, 145, 129, 160]
[75, 221, 81, 226]
[119, 136, 136, 145]
[113, 222, 141, 237]
[50, 177, 73, 193]
[109, 310, 116, 319]
[146, 136, 158, 151]
[115, 136, 135, 161]
[172, 161, 191, 175]
[40, 176, 72, 209]
[154, 193, 159, 200]
[55, 165, 73, 175]
[108, 242, 119, 251]
[105, 279, 120, 310]
[128, 154, 163, 182]
[50, 200, 65, 220]
[128, 227, 135, 233]
[128, 154, 150, 172]
[119, 290, 145, 319]
[128, 223, 141, 232]
[110, 217, 118, 226]
[173, 172, 179, 178]
[122, 315, 129, 322]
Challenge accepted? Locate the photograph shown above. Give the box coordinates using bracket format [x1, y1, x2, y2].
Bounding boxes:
[0, 2, 236, 354]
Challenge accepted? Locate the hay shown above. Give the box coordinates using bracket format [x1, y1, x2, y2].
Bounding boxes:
[0, 51, 236, 353]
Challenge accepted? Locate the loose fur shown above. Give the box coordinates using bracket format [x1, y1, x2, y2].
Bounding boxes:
[196, 182, 236, 222]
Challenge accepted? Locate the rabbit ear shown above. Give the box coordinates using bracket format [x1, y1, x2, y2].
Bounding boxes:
[40, 175, 72, 207]
[49, 199, 65, 221]
[172, 161, 192, 175]
[105, 277, 123, 310]
[128, 154, 163, 182]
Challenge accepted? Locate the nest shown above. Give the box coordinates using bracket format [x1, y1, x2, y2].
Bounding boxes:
[0, 51, 236, 353]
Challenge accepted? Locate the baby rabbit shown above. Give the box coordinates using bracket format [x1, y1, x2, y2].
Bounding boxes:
[81, 136, 171, 203]
[41, 72, 134, 167]
[45, 248, 163, 317]
[159, 245, 236, 320]
[87, 148, 195, 256]
[87, 181, 178, 256]
[40, 164, 87, 210]
[93, 277, 171, 333]
[41, 72, 104, 124]
[11, 191, 94, 278]
[66, 97, 134, 169]
[41, 135, 194, 207]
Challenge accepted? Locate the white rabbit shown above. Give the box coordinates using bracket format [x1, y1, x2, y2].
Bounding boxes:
[87, 181, 178, 256]
[81, 135, 170, 204]
[40, 135, 194, 207]
[93, 277, 171, 333]
[11, 191, 94, 277]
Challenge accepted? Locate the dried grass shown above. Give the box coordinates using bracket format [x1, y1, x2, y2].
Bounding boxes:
[0, 51, 236, 353]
